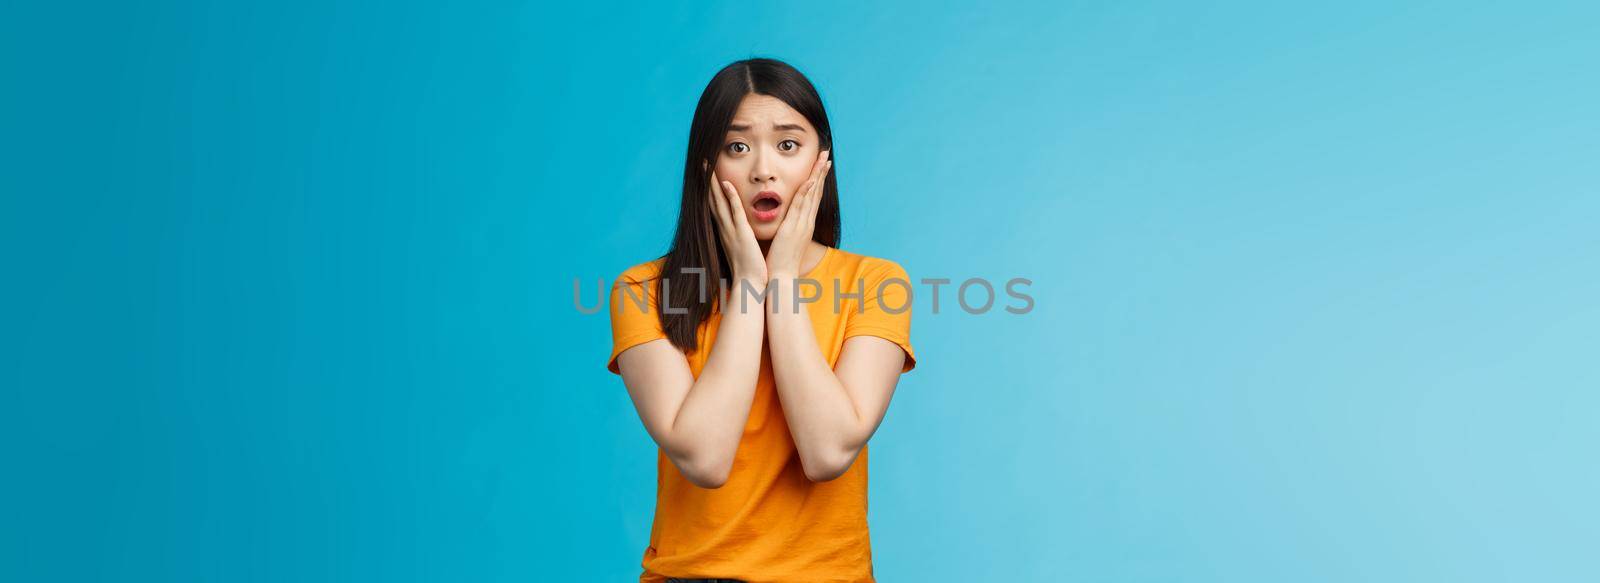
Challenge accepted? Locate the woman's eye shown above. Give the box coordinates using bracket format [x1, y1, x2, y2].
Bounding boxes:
[726, 142, 749, 154]
[779, 140, 799, 151]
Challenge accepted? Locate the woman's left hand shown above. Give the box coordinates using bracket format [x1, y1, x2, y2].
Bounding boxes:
[765, 150, 831, 278]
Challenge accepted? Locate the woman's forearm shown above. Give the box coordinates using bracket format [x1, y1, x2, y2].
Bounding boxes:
[667, 277, 767, 486]
[765, 276, 863, 482]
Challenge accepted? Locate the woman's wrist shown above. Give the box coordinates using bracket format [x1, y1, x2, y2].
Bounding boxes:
[719, 275, 769, 316]
[762, 274, 819, 317]
[765, 252, 802, 279]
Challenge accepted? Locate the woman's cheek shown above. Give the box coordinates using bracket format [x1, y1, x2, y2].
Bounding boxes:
[713, 163, 741, 193]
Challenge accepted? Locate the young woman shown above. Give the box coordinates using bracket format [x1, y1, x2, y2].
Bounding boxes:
[605, 58, 917, 583]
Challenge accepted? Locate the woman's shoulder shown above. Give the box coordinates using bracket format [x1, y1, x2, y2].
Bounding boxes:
[825, 246, 910, 280]
[613, 255, 668, 286]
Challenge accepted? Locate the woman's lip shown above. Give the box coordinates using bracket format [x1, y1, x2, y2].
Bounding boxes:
[752, 191, 782, 222]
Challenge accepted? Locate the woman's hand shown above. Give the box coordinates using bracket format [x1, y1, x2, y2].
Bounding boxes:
[706, 165, 768, 286]
[765, 150, 831, 278]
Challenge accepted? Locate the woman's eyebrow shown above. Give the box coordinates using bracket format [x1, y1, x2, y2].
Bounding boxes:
[727, 122, 809, 133]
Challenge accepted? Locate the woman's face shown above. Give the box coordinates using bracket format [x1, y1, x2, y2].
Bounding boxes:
[713, 94, 824, 241]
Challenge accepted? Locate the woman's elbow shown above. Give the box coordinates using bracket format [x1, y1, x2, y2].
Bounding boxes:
[801, 449, 857, 483]
[668, 449, 733, 489]
[685, 465, 731, 489]
[803, 465, 844, 483]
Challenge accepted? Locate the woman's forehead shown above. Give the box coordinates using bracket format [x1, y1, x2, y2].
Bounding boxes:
[728, 95, 810, 132]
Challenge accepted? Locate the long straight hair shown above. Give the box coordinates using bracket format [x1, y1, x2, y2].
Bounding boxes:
[657, 58, 841, 353]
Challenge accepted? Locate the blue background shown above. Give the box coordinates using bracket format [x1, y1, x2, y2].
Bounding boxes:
[4, 1, 1597, 581]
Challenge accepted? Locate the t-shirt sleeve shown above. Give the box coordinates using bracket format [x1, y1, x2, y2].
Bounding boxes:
[842, 259, 917, 373]
[606, 269, 668, 375]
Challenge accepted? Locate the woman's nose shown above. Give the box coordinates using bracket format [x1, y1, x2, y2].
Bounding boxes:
[750, 154, 775, 183]
[749, 160, 774, 182]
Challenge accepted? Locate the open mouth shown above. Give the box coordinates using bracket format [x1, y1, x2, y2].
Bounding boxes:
[751, 191, 783, 221]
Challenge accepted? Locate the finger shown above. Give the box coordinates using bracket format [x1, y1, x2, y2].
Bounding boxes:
[708, 171, 735, 237]
[723, 180, 756, 235]
[801, 166, 822, 213]
[778, 180, 809, 233]
[797, 165, 826, 223]
[786, 187, 809, 235]
[708, 171, 730, 231]
[721, 184, 752, 250]
[806, 161, 830, 227]
[806, 172, 822, 225]
[806, 151, 829, 192]
[785, 153, 827, 233]
[791, 185, 815, 239]
[802, 162, 824, 212]
[720, 180, 740, 216]
[803, 163, 826, 225]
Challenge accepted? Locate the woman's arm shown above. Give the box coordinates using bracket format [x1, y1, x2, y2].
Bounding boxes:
[766, 278, 907, 482]
[615, 169, 772, 489]
[616, 278, 766, 489]
[758, 150, 906, 482]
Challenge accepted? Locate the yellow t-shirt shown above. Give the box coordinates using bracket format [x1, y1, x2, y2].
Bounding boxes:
[606, 246, 916, 583]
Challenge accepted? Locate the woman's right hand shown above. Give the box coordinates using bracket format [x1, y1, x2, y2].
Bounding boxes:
[707, 166, 768, 288]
